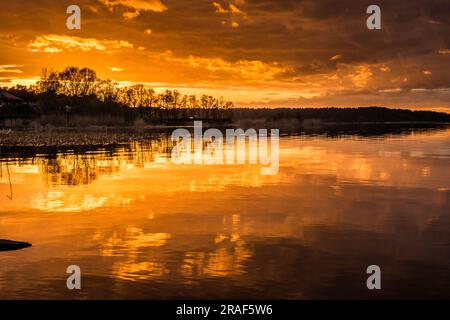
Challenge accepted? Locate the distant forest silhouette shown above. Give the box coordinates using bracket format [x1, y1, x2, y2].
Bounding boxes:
[1, 66, 449, 127]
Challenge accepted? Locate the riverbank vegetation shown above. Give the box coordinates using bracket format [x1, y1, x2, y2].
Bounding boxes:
[1, 66, 449, 129]
[1, 66, 234, 127]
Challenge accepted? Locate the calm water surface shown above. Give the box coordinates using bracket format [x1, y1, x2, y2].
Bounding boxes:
[1, 128, 449, 299]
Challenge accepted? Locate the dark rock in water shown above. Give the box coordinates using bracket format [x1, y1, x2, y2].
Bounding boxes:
[0, 239, 32, 252]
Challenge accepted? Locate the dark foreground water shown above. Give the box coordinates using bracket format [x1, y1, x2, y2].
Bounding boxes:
[0, 126, 449, 299]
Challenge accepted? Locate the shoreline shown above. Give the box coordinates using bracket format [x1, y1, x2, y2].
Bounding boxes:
[0, 121, 448, 150]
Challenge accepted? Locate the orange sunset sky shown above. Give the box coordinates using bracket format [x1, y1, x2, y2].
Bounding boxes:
[0, 0, 449, 111]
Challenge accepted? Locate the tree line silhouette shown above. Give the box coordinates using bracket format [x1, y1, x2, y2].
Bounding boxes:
[1, 66, 234, 125]
[1, 66, 449, 127]
[233, 107, 450, 123]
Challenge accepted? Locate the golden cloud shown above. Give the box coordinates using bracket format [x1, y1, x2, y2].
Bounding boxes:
[0, 65, 23, 74]
[229, 3, 243, 14]
[329, 55, 342, 61]
[212, 1, 244, 15]
[99, 0, 167, 18]
[0, 77, 39, 87]
[28, 34, 133, 53]
[348, 65, 373, 88]
[437, 49, 450, 55]
[151, 51, 292, 82]
[213, 2, 228, 13]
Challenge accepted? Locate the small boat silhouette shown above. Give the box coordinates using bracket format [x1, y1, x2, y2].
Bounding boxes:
[0, 239, 32, 251]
